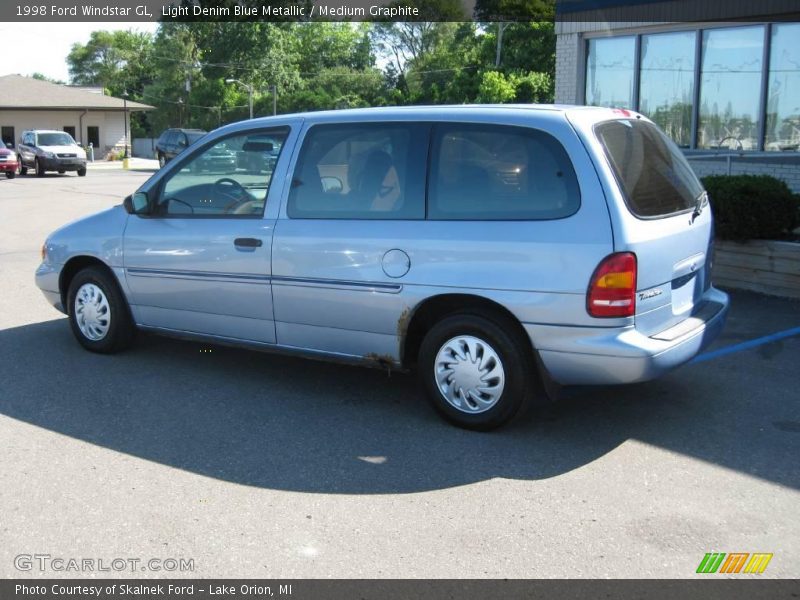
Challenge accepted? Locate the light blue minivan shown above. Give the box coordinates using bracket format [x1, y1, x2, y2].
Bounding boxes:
[35, 106, 729, 429]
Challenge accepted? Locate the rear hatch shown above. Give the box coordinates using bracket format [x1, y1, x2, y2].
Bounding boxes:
[592, 117, 714, 336]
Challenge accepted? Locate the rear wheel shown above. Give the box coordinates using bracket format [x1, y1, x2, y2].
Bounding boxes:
[58, 169, 65, 174]
[77, 167, 87, 177]
[67, 266, 135, 353]
[418, 313, 533, 430]
[5, 171, 15, 179]
[158, 153, 166, 169]
[35, 158, 45, 177]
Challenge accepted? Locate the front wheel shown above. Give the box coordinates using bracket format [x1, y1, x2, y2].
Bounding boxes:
[418, 313, 533, 430]
[18, 161, 27, 176]
[35, 159, 45, 177]
[158, 153, 166, 169]
[67, 266, 135, 353]
[77, 167, 87, 177]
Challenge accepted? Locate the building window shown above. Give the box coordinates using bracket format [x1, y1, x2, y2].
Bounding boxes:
[765, 23, 800, 151]
[697, 26, 765, 150]
[585, 36, 636, 109]
[638, 31, 696, 149]
[63, 126, 76, 140]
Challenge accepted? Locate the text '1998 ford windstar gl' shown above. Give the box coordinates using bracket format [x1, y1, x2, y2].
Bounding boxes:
[35, 105, 729, 430]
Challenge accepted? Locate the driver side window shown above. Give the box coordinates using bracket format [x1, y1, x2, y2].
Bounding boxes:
[156, 128, 289, 218]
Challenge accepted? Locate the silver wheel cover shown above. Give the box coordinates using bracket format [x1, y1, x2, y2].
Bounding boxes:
[434, 335, 505, 414]
[74, 283, 111, 341]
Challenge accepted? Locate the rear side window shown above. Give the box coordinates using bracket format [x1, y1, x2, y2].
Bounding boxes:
[595, 119, 703, 218]
[288, 123, 427, 220]
[428, 124, 580, 220]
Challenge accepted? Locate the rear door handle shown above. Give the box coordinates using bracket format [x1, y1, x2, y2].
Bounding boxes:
[234, 237, 263, 248]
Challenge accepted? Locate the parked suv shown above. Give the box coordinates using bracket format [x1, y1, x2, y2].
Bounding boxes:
[155, 128, 207, 168]
[18, 130, 87, 177]
[35, 106, 729, 430]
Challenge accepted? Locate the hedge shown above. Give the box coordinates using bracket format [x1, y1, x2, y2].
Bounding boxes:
[701, 175, 800, 241]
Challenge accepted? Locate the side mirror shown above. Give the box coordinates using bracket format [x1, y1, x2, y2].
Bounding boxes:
[124, 191, 150, 215]
[5, 143, 11, 149]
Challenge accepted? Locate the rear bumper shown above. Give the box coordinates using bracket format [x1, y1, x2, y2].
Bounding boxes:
[529, 287, 729, 385]
[0, 160, 17, 171]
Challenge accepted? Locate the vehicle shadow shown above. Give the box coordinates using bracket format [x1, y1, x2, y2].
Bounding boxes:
[0, 315, 797, 494]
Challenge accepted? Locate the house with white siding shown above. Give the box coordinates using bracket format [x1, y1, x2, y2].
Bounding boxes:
[0, 75, 153, 157]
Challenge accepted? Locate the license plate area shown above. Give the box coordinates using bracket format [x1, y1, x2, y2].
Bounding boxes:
[671, 272, 698, 315]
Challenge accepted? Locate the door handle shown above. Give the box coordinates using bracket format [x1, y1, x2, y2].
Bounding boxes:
[234, 237, 263, 248]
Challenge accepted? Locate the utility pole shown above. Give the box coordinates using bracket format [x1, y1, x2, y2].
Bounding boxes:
[271, 84, 277, 116]
[226, 78, 253, 119]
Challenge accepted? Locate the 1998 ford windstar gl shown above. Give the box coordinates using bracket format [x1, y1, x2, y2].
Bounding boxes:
[35, 105, 729, 430]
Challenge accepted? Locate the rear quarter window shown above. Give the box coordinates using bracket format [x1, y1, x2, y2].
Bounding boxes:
[595, 119, 703, 218]
[428, 123, 580, 220]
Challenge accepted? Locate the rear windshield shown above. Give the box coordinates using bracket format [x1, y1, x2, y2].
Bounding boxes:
[595, 119, 703, 218]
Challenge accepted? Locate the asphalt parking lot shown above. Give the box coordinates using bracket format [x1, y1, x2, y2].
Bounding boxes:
[0, 166, 798, 579]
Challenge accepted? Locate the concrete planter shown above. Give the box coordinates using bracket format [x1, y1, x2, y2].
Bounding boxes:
[713, 240, 800, 299]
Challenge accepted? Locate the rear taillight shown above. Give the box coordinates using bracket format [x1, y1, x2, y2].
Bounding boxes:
[587, 252, 637, 318]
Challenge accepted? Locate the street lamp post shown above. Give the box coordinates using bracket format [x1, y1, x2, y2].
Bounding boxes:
[271, 84, 277, 116]
[121, 91, 129, 159]
[225, 78, 253, 120]
[121, 91, 129, 169]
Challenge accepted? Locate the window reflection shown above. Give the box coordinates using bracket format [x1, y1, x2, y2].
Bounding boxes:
[586, 37, 635, 109]
[698, 26, 764, 150]
[639, 31, 696, 148]
[766, 23, 800, 151]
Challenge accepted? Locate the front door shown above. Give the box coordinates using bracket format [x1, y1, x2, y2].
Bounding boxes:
[123, 126, 293, 343]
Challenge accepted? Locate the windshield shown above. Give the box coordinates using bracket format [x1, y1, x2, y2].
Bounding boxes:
[186, 132, 206, 145]
[37, 133, 76, 146]
[595, 119, 703, 218]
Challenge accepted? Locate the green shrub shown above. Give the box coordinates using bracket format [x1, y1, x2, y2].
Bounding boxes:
[701, 175, 800, 241]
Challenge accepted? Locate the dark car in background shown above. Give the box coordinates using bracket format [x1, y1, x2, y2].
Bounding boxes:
[155, 128, 207, 168]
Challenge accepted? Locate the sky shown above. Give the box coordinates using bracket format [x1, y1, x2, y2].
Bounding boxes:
[0, 23, 159, 83]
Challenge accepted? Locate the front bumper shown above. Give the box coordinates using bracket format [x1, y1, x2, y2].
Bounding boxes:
[35, 261, 66, 313]
[40, 156, 87, 171]
[529, 287, 730, 385]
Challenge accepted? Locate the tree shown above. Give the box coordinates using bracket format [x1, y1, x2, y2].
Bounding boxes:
[30, 73, 65, 85]
[67, 29, 154, 96]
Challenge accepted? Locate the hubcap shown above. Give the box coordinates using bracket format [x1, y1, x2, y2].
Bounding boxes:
[434, 335, 505, 414]
[74, 283, 111, 341]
